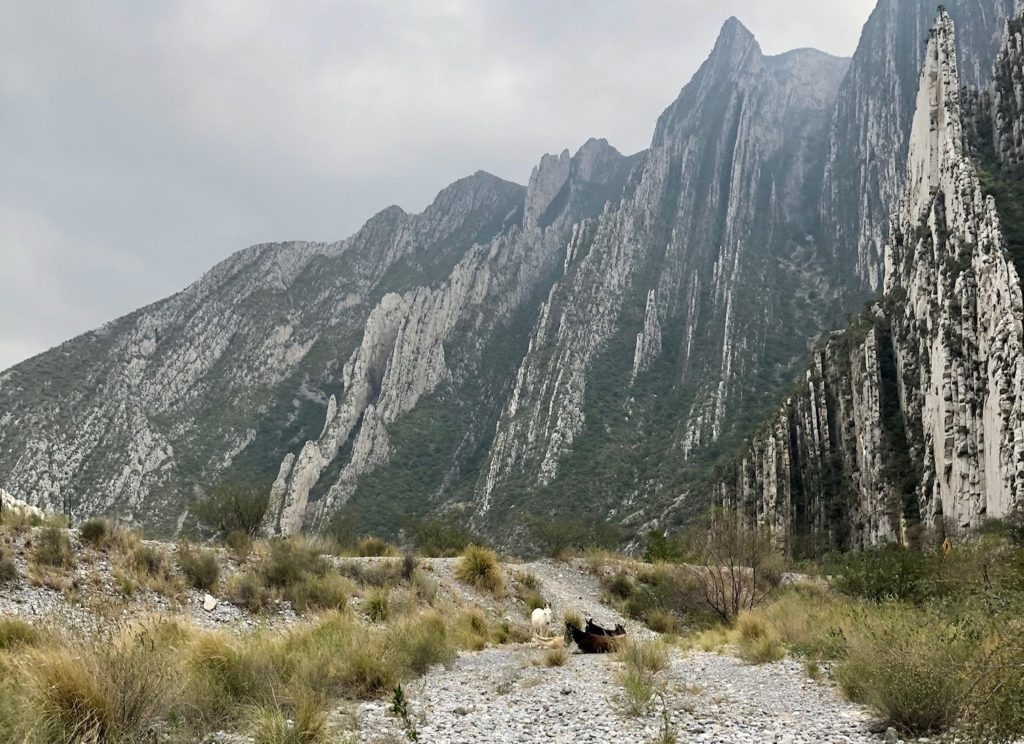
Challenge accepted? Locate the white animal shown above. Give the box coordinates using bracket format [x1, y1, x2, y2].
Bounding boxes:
[531, 605, 553, 638]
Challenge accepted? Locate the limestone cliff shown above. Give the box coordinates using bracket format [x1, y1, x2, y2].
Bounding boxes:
[822, 0, 1018, 292]
[718, 10, 1024, 552]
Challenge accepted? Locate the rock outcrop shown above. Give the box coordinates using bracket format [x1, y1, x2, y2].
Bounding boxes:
[718, 10, 1024, 552]
[821, 0, 1018, 291]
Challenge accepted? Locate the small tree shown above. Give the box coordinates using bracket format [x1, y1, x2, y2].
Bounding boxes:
[193, 481, 268, 537]
[684, 508, 783, 621]
[527, 514, 623, 559]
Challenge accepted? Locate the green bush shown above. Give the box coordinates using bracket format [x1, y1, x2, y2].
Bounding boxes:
[356, 536, 398, 557]
[604, 572, 635, 600]
[21, 625, 179, 743]
[365, 589, 390, 622]
[32, 526, 74, 568]
[194, 482, 269, 537]
[177, 544, 221, 592]
[229, 572, 272, 614]
[226, 530, 252, 562]
[289, 574, 351, 613]
[386, 611, 455, 676]
[78, 518, 109, 549]
[834, 605, 974, 734]
[454, 545, 505, 595]
[829, 545, 934, 602]
[260, 539, 327, 589]
[644, 531, 685, 563]
[404, 517, 477, 557]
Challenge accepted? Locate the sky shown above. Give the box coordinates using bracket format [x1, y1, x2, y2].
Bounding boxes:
[0, 0, 877, 372]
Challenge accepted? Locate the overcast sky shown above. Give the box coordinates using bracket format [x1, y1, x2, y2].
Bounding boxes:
[0, 0, 877, 371]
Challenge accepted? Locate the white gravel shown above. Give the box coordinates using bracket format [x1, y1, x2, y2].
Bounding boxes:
[356, 559, 898, 744]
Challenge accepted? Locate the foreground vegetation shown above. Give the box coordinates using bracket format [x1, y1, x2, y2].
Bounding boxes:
[659, 519, 1024, 741]
[0, 512, 536, 743]
[5, 499, 1024, 741]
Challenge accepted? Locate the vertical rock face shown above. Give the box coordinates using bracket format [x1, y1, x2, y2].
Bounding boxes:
[473, 19, 852, 535]
[821, 0, 1018, 291]
[719, 10, 1024, 552]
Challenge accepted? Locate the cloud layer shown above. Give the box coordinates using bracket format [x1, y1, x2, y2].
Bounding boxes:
[0, 0, 876, 371]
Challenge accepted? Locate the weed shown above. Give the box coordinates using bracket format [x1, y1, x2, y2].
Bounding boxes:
[357, 536, 399, 557]
[227, 530, 253, 562]
[229, 571, 272, 613]
[542, 646, 569, 667]
[79, 518, 109, 548]
[32, 526, 74, 568]
[619, 639, 670, 674]
[0, 618, 42, 650]
[178, 543, 221, 592]
[455, 545, 505, 595]
[619, 667, 655, 716]
[390, 684, 420, 742]
[366, 588, 391, 622]
[834, 604, 974, 734]
[0, 546, 17, 583]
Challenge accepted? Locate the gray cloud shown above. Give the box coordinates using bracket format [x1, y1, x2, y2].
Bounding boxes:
[0, 0, 876, 371]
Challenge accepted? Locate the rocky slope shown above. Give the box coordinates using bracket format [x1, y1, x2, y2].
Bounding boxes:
[718, 9, 1024, 552]
[2, 1, 1022, 550]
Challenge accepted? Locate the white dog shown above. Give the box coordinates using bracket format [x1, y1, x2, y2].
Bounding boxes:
[531, 605, 553, 638]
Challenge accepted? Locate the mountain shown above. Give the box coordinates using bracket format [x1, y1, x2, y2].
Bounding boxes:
[1, 1, 1021, 551]
[822, 0, 1018, 290]
[717, 8, 1024, 554]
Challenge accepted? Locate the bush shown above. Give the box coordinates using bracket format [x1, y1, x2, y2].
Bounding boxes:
[19, 624, 180, 743]
[738, 635, 785, 664]
[604, 572, 635, 600]
[527, 515, 623, 559]
[226, 530, 253, 562]
[261, 539, 327, 589]
[644, 609, 678, 634]
[683, 508, 783, 621]
[834, 605, 974, 734]
[404, 517, 477, 557]
[194, 482, 269, 537]
[251, 692, 330, 744]
[229, 572, 272, 614]
[132, 544, 165, 576]
[619, 639, 670, 674]
[0, 547, 17, 583]
[619, 667, 655, 716]
[455, 545, 505, 595]
[78, 518, 109, 548]
[178, 544, 221, 592]
[365, 589, 390, 622]
[644, 531, 685, 563]
[0, 618, 41, 650]
[32, 526, 74, 568]
[542, 646, 569, 667]
[386, 611, 455, 676]
[829, 545, 934, 602]
[290, 574, 352, 613]
[356, 536, 398, 557]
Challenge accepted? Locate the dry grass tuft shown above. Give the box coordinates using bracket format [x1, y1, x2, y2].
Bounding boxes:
[455, 545, 505, 595]
[32, 526, 74, 568]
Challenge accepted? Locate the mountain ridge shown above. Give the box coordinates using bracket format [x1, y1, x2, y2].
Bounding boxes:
[2, 5, 1021, 552]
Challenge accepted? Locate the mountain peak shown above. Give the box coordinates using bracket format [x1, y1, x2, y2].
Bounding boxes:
[713, 16, 757, 55]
